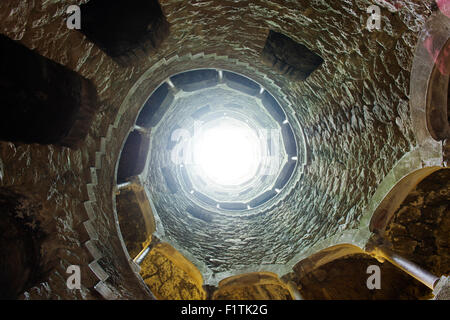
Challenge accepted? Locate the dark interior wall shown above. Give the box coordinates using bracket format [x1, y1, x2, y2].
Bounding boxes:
[291, 253, 432, 300]
[115, 186, 154, 259]
[426, 38, 450, 140]
[385, 169, 450, 277]
[0, 34, 98, 148]
[116, 130, 150, 184]
[212, 272, 293, 300]
[79, 0, 169, 64]
[0, 188, 44, 299]
[262, 30, 324, 81]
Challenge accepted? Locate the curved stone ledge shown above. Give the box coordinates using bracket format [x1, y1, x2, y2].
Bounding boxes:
[213, 272, 294, 300]
[359, 147, 443, 235]
[292, 244, 365, 277]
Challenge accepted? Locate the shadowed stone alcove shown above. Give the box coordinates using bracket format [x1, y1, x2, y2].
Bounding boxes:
[0, 34, 98, 148]
[79, 0, 170, 65]
[0, 189, 46, 299]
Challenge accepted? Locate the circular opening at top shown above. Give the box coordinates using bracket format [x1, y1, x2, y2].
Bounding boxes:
[191, 117, 262, 186]
[133, 68, 305, 213]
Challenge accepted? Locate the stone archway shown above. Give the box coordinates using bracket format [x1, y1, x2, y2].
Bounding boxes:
[212, 272, 294, 300]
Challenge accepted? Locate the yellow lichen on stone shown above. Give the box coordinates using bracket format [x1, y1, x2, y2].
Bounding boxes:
[140, 242, 206, 300]
[213, 272, 293, 300]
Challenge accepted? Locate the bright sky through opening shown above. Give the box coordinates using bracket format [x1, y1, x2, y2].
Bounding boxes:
[193, 119, 262, 186]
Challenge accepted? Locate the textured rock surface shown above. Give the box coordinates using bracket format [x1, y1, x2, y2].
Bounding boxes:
[433, 276, 450, 300]
[0, 0, 440, 299]
[291, 253, 433, 300]
[140, 242, 206, 300]
[385, 169, 450, 277]
[140, 0, 434, 281]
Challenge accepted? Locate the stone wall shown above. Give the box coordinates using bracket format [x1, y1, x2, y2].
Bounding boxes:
[385, 169, 450, 277]
[0, 0, 439, 298]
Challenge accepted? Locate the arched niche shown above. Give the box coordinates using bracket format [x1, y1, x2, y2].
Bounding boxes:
[291, 252, 432, 300]
[116, 128, 151, 184]
[292, 244, 365, 277]
[139, 241, 206, 300]
[369, 166, 442, 234]
[212, 272, 294, 300]
[383, 168, 450, 278]
[79, 0, 170, 66]
[426, 38, 450, 141]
